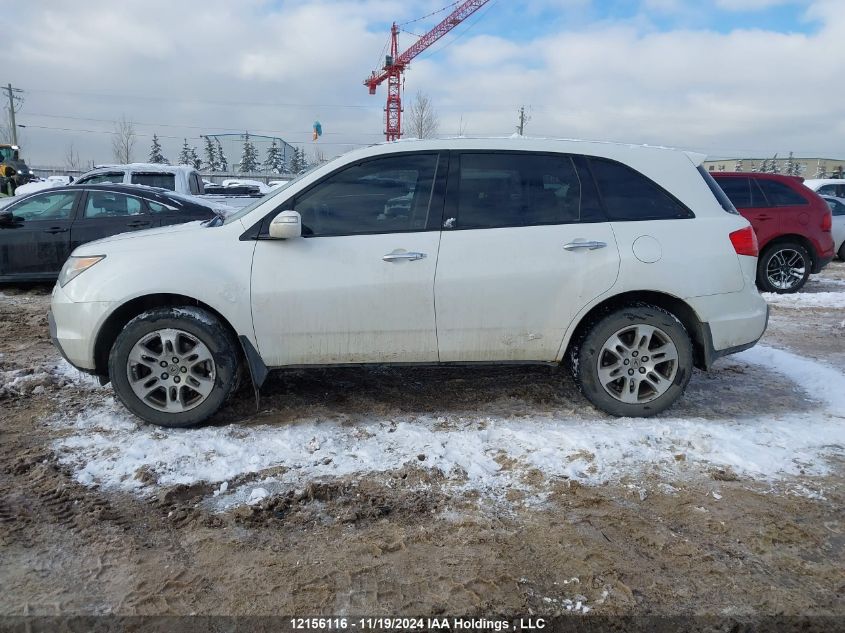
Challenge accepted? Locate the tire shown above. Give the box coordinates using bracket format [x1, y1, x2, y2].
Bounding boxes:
[569, 304, 693, 417]
[108, 307, 240, 427]
[756, 241, 811, 294]
[838, 242, 845, 262]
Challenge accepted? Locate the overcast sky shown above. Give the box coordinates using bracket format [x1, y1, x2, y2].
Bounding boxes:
[6, 0, 844, 168]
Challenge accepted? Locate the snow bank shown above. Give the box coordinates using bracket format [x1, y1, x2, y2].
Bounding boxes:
[51, 345, 845, 506]
[762, 291, 845, 308]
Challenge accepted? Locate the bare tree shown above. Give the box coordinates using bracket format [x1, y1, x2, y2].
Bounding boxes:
[65, 142, 81, 171]
[111, 115, 136, 164]
[407, 91, 439, 139]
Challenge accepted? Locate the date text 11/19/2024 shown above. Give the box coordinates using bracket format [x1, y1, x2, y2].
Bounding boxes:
[290, 617, 548, 631]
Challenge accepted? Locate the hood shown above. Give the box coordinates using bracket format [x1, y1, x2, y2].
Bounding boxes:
[74, 220, 207, 253]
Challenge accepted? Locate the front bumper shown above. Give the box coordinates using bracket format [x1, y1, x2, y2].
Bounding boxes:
[49, 283, 115, 373]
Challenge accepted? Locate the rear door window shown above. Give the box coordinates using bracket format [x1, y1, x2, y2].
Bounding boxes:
[452, 153, 583, 229]
[588, 158, 693, 220]
[713, 176, 768, 208]
[756, 179, 807, 206]
[131, 172, 176, 190]
[83, 192, 144, 218]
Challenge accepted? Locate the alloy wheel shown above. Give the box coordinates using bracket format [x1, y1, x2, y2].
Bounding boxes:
[597, 324, 679, 404]
[766, 248, 806, 291]
[126, 328, 216, 413]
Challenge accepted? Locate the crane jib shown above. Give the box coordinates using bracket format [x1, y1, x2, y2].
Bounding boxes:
[363, 0, 492, 141]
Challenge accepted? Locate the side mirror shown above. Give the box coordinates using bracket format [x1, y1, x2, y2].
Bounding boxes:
[0, 210, 14, 226]
[268, 210, 302, 240]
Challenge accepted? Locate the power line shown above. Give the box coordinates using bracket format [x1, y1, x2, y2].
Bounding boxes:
[18, 123, 371, 146]
[23, 112, 387, 137]
[399, 2, 460, 26]
[24, 87, 379, 111]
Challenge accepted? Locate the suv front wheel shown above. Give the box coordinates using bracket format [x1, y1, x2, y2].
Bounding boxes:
[757, 241, 811, 294]
[570, 305, 693, 417]
[108, 307, 240, 427]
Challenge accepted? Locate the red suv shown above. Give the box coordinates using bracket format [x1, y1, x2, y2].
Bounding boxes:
[712, 172, 834, 293]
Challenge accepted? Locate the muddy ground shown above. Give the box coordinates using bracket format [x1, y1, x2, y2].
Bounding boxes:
[0, 265, 843, 621]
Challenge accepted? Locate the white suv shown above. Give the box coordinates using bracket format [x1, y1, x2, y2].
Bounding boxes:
[49, 138, 768, 426]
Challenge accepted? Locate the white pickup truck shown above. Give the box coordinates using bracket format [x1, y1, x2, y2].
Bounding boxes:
[74, 163, 259, 208]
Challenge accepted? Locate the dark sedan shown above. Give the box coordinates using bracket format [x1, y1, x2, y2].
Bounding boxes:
[0, 184, 221, 282]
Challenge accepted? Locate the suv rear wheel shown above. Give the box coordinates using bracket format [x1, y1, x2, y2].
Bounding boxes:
[570, 305, 693, 417]
[757, 241, 811, 293]
[108, 307, 240, 427]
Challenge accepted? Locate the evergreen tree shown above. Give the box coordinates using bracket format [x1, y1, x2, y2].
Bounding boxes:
[178, 138, 192, 166]
[148, 134, 167, 164]
[263, 141, 284, 174]
[769, 154, 780, 174]
[203, 137, 219, 172]
[785, 151, 796, 176]
[188, 146, 202, 170]
[754, 159, 766, 173]
[734, 159, 744, 172]
[239, 132, 258, 173]
[814, 159, 827, 179]
[289, 147, 303, 174]
[216, 140, 228, 172]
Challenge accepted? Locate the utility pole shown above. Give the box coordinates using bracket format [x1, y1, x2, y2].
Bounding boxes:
[5, 83, 23, 145]
[516, 105, 531, 136]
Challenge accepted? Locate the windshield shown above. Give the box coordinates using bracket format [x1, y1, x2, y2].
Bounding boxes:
[222, 161, 328, 225]
[0, 147, 16, 162]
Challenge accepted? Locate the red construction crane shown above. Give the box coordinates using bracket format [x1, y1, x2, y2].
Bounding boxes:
[364, 0, 491, 141]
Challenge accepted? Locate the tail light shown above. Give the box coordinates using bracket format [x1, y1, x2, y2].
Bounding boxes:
[730, 226, 759, 257]
[821, 209, 832, 232]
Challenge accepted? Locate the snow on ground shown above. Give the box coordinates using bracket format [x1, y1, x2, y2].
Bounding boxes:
[762, 291, 845, 308]
[50, 345, 845, 508]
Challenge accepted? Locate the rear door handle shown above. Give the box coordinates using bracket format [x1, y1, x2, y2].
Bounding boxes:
[563, 240, 606, 251]
[383, 251, 427, 262]
[43, 227, 68, 234]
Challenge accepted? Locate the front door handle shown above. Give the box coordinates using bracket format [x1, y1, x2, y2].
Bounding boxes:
[383, 251, 427, 262]
[563, 240, 606, 251]
[43, 227, 68, 234]
[127, 221, 151, 229]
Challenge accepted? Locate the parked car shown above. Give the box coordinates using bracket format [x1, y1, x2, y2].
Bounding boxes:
[50, 138, 768, 427]
[803, 178, 845, 199]
[0, 184, 221, 282]
[711, 172, 834, 293]
[820, 196, 845, 260]
[75, 163, 205, 195]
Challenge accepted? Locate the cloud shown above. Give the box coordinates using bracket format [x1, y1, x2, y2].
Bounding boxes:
[6, 0, 845, 168]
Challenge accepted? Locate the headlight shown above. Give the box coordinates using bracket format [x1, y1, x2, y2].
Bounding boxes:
[58, 255, 106, 287]
[17, 169, 23, 175]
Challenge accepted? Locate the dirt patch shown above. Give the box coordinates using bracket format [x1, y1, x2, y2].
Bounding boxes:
[1, 270, 844, 617]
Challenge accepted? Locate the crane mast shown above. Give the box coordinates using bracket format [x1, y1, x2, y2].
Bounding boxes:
[364, 0, 491, 141]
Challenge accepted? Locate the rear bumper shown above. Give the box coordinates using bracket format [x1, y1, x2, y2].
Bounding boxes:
[687, 289, 769, 370]
[701, 304, 769, 369]
[812, 254, 833, 274]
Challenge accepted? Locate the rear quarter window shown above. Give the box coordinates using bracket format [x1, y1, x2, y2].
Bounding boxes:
[756, 179, 807, 206]
[588, 157, 693, 221]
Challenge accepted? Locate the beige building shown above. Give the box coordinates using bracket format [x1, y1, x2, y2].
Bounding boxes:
[702, 156, 845, 178]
